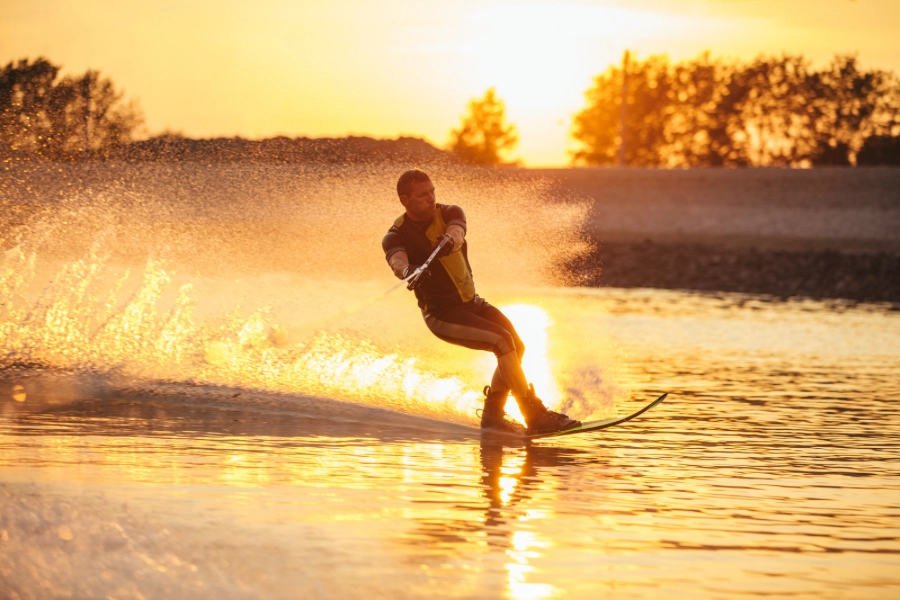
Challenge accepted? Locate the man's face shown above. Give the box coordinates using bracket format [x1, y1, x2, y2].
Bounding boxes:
[400, 178, 436, 221]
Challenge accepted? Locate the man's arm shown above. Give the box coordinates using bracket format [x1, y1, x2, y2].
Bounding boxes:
[383, 227, 409, 279]
[446, 223, 465, 252]
[387, 232, 459, 279]
[388, 250, 410, 279]
[442, 205, 467, 252]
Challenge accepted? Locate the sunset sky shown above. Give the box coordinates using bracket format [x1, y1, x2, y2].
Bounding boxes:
[3, 0, 899, 166]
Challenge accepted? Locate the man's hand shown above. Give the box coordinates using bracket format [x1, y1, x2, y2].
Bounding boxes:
[434, 225, 465, 259]
[433, 234, 454, 259]
[403, 264, 431, 290]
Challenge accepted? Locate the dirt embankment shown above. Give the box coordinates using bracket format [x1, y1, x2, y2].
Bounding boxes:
[527, 168, 900, 302]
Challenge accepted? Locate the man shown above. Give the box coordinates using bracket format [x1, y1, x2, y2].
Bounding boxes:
[382, 169, 581, 435]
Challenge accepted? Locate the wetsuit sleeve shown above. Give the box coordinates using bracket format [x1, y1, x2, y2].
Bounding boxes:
[382, 227, 406, 263]
[442, 204, 467, 233]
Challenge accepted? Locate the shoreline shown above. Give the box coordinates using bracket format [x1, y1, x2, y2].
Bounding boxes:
[569, 238, 900, 304]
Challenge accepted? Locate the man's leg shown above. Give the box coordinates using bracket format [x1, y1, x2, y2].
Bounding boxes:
[474, 301, 581, 434]
[469, 302, 526, 401]
[494, 351, 528, 400]
[423, 304, 524, 433]
[424, 301, 580, 434]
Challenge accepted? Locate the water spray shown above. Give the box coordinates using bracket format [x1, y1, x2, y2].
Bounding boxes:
[292, 234, 454, 337]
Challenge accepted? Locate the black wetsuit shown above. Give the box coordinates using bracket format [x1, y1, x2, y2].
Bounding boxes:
[382, 204, 524, 359]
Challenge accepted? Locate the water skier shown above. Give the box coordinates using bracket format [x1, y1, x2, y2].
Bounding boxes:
[382, 169, 581, 435]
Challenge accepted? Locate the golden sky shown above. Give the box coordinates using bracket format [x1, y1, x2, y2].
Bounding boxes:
[3, 0, 899, 166]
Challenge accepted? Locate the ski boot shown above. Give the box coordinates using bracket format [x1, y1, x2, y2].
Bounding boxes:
[479, 386, 525, 436]
[518, 384, 581, 435]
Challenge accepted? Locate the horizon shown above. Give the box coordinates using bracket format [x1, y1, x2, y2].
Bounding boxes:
[3, 0, 899, 166]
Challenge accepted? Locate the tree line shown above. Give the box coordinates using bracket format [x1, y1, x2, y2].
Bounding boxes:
[3, 54, 900, 166]
[451, 52, 900, 166]
[569, 51, 900, 167]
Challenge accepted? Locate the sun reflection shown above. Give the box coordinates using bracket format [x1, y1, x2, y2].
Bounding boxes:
[11, 384, 26, 403]
[498, 450, 526, 505]
[506, 531, 558, 600]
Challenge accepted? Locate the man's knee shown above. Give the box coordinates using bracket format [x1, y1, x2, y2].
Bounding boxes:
[493, 331, 525, 362]
[493, 332, 524, 359]
[492, 330, 516, 357]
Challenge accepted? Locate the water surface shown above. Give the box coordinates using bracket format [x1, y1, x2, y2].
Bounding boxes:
[2, 288, 898, 599]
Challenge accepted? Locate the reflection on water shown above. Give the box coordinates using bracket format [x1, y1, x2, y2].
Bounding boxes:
[11, 384, 25, 402]
[1, 288, 899, 599]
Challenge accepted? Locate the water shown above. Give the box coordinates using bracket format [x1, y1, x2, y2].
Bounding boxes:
[1, 164, 899, 598]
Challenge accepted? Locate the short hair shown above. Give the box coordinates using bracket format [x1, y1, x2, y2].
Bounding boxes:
[396, 169, 431, 198]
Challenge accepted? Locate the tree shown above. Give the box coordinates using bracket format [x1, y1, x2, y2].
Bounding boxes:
[857, 135, 900, 165]
[449, 88, 519, 166]
[665, 53, 747, 167]
[806, 55, 900, 165]
[0, 57, 143, 160]
[735, 54, 818, 166]
[571, 53, 673, 166]
[0, 58, 59, 157]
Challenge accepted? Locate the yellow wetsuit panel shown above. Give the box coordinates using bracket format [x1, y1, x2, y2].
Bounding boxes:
[427, 210, 475, 303]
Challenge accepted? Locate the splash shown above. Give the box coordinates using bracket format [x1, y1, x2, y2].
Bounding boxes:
[0, 248, 484, 422]
[0, 162, 624, 424]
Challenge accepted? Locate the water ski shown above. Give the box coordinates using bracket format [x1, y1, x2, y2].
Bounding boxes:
[526, 393, 668, 440]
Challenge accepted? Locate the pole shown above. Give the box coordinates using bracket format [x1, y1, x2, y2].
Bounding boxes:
[618, 50, 629, 167]
[82, 72, 91, 161]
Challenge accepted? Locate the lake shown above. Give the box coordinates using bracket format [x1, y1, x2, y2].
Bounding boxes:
[2, 285, 898, 599]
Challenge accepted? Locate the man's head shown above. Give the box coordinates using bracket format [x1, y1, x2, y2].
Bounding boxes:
[397, 169, 436, 221]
